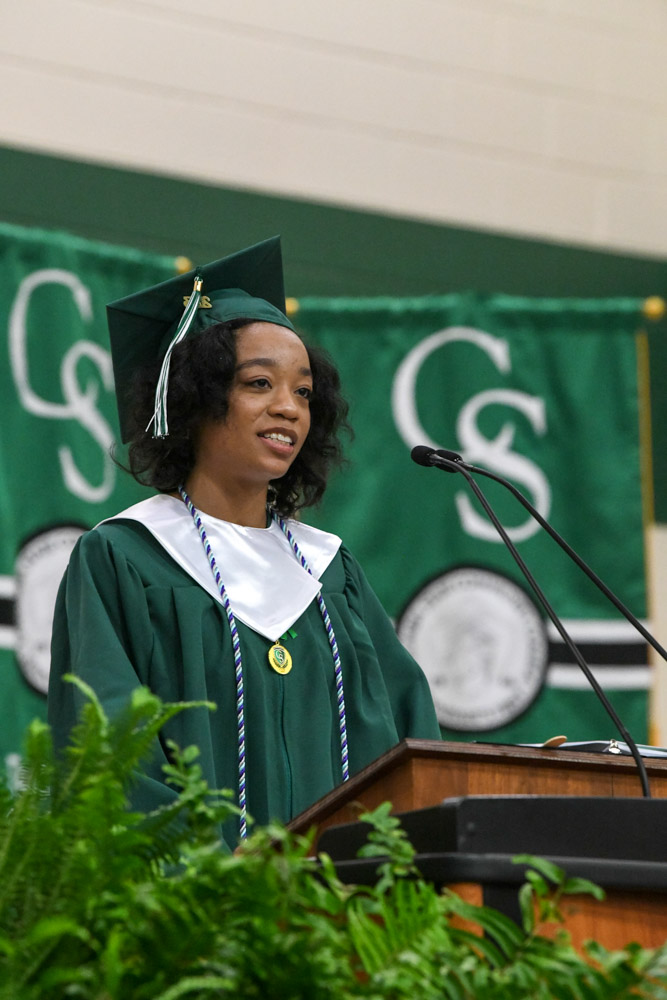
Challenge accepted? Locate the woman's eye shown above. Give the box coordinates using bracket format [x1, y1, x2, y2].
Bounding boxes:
[297, 387, 312, 399]
[250, 377, 270, 388]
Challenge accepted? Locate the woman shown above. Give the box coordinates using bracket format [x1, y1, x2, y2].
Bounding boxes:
[48, 237, 440, 847]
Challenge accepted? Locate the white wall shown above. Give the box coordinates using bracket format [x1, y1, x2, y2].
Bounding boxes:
[3, 0, 667, 257]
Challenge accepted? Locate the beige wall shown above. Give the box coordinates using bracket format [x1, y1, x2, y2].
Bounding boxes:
[3, 0, 667, 257]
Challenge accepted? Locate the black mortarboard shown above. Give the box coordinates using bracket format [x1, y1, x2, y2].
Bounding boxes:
[106, 236, 295, 441]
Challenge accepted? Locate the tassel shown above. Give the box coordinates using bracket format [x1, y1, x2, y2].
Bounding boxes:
[147, 273, 203, 438]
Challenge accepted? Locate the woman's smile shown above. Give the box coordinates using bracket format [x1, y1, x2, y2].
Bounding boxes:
[258, 429, 297, 454]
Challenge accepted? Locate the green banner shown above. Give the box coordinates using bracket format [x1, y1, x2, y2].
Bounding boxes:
[0, 223, 175, 767]
[296, 294, 649, 745]
[0, 224, 651, 774]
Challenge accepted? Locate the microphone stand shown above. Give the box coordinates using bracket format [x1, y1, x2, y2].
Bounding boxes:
[445, 452, 667, 664]
[417, 448, 651, 798]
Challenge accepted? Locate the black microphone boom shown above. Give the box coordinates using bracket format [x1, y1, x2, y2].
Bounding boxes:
[411, 443, 651, 798]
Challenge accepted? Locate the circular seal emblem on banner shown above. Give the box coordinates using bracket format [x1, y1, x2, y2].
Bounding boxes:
[15, 525, 86, 695]
[397, 567, 547, 731]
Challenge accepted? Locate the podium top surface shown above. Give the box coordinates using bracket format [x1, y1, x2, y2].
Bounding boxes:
[289, 739, 667, 837]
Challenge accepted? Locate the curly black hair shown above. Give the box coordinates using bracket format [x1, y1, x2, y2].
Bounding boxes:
[123, 320, 350, 518]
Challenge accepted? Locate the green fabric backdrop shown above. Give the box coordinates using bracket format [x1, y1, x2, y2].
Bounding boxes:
[0, 223, 651, 776]
[0, 223, 174, 762]
[296, 294, 649, 744]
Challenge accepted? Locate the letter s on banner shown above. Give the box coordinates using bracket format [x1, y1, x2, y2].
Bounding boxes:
[9, 269, 116, 503]
[455, 388, 549, 542]
[392, 326, 550, 543]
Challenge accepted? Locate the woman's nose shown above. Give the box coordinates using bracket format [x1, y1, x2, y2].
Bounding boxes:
[268, 386, 298, 417]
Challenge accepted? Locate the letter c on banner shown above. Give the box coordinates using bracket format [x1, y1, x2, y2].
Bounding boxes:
[392, 326, 550, 542]
[9, 269, 116, 503]
[392, 327, 511, 450]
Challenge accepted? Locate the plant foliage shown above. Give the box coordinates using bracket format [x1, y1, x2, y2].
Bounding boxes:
[1, 682, 666, 999]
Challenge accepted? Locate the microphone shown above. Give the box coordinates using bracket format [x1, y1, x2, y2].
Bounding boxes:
[411, 445, 462, 470]
[411, 443, 651, 798]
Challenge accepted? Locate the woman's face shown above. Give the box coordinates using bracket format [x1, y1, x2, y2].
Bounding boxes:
[192, 322, 312, 491]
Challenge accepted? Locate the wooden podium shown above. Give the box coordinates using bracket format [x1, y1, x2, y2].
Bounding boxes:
[289, 740, 667, 950]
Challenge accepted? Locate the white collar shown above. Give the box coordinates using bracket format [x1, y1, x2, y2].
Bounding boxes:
[101, 494, 341, 642]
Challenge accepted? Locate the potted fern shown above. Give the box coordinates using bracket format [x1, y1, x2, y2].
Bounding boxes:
[1, 680, 666, 999]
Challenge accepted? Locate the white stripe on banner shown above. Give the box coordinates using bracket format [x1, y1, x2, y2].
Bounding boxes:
[546, 617, 651, 690]
[0, 576, 16, 599]
[546, 619, 650, 642]
[547, 665, 652, 691]
[0, 626, 16, 649]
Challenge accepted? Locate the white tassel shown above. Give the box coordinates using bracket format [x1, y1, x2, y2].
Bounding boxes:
[147, 274, 203, 438]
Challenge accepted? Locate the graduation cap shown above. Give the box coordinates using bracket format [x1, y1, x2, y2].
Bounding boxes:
[107, 236, 295, 441]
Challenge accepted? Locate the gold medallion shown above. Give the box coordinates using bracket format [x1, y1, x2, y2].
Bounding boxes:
[268, 643, 293, 675]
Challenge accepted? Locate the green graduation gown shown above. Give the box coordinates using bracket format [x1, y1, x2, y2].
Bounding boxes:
[48, 511, 440, 846]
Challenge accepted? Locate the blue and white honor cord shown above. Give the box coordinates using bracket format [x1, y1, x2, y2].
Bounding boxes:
[178, 487, 349, 840]
[179, 487, 248, 837]
[276, 516, 349, 785]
